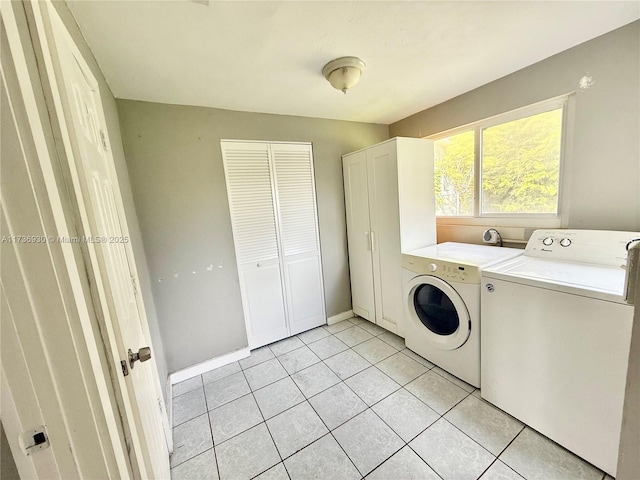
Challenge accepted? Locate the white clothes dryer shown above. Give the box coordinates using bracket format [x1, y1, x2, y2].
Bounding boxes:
[402, 242, 522, 387]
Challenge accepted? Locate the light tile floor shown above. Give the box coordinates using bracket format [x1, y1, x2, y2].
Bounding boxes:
[170, 318, 610, 480]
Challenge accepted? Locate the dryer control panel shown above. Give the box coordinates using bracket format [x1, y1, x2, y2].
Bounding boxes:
[526, 229, 640, 267]
[402, 254, 481, 284]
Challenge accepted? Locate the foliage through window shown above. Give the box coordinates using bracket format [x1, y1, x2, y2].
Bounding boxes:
[434, 102, 564, 217]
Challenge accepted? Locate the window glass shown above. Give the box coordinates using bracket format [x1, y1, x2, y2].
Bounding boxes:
[433, 102, 564, 218]
[434, 130, 474, 216]
[481, 108, 562, 214]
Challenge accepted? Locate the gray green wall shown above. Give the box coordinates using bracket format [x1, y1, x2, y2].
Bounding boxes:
[50, 2, 169, 386]
[116, 100, 388, 373]
[391, 21, 640, 233]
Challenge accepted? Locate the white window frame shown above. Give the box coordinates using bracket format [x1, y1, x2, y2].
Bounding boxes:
[429, 94, 574, 228]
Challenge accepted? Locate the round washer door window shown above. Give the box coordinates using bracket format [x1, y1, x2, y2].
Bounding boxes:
[406, 276, 471, 350]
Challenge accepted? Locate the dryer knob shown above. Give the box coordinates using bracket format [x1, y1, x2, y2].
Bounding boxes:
[428, 263, 438, 272]
[542, 237, 554, 246]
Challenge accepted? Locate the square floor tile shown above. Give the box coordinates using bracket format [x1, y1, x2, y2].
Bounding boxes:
[269, 336, 305, 357]
[333, 409, 404, 476]
[352, 337, 398, 364]
[371, 389, 439, 442]
[401, 348, 435, 368]
[378, 331, 405, 350]
[277, 345, 320, 374]
[345, 367, 400, 406]
[284, 434, 360, 480]
[325, 319, 354, 334]
[291, 362, 341, 397]
[324, 349, 371, 380]
[432, 366, 476, 392]
[253, 377, 305, 419]
[266, 402, 328, 459]
[173, 387, 207, 426]
[348, 317, 366, 326]
[171, 414, 213, 468]
[306, 335, 349, 360]
[444, 395, 524, 455]
[170, 448, 218, 480]
[375, 352, 428, 385]
[297, 327, 330, 344]
[254, 462, 289, 480]
[208, 394, 263, 444]
[334, 326, 374, 347]
[479, 460, 525, 480]
[499, 428, 604, 480]
[366, 446, 439, 480]
[205, 372, 251, 410]
[215, 423, 280, 480]
[202, 362, 241, 385]
[243, 358, 288, 391]
[173, 376, 204, 397]
[239, 347, 275, 370]
[358, 321, 386, 336]
[405, 370, 468, 414]
[410, 418, 494, 480]
[309, 382, 367, 430]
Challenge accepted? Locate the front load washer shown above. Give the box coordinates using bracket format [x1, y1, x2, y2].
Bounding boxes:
[402, 242, 522, 387]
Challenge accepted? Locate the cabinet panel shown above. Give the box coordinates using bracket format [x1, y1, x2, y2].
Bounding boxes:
[343, 138, 436, 337]
[368, 144, 403, 331]
[343, 152, 375, 321]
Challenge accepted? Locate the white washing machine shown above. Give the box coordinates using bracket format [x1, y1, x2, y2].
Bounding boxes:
[402, 242, 523, 387]
[481, 229, 640, 476]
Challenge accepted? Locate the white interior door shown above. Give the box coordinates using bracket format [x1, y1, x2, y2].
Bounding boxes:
[222, 141, 288, 347]
[42, 6, 169, 477]
[271, 143, 325, 334]
[343, 151, 375, 321]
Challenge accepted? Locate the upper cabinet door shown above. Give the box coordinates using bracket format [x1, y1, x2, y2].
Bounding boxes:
[221, 141, 287, 347]
[271, 143, 326, 334]
[343, 151, 375, 321]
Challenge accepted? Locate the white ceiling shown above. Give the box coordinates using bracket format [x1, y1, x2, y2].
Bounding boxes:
[67, 1, 639, 124]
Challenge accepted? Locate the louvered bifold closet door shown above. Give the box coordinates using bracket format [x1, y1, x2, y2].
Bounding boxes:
[271, 143, 326, 335]
[221, 141, 288, 348]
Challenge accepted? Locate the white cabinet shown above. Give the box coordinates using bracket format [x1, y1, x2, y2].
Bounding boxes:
[343, 137, 435, 335]
[222, 141, 325, 348]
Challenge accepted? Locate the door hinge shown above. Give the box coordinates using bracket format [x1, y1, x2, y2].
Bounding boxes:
[121, 360, 129, 376]
[131, 275, 138, 296]
[100, 130, 110, 151]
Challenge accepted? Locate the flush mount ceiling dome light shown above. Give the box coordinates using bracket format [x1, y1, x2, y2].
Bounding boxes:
[322, 56, 366, 94]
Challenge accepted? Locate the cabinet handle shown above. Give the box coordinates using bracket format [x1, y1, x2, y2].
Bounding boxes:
[370, 231, 376, 252]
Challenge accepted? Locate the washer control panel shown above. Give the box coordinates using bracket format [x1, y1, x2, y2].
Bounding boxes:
[525, 229, 640, 266]
[402, 254, 481, 283]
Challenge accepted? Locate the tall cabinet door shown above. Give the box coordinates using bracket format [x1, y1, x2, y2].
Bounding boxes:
[367, 142, 403, 333]
[343, 151, 375, 321]
[271, 143, 326, 335]
[221, 141, 288, 347]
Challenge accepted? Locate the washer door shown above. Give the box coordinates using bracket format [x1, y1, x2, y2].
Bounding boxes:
[406, 275, 471, 350]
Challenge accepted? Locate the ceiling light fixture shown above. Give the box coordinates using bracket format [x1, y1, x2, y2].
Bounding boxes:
[322, 56, 366, 94]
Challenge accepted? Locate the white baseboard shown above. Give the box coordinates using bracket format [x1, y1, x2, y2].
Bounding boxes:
[327, 310, 354, 325]
[169, 347, 251, 385]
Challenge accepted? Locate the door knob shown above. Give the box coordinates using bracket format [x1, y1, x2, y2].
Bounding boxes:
[128, 347, 152, 369]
